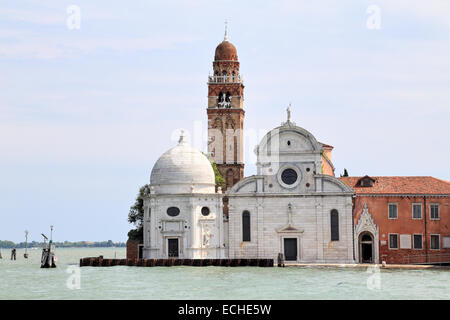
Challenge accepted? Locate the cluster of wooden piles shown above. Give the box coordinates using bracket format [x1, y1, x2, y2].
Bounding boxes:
[80, 256, 274, 267]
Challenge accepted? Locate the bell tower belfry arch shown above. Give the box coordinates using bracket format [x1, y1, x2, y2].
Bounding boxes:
[207, 24, 245, 190]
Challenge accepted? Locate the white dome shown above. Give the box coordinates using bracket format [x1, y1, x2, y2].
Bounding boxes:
[150, 138, 216, 194]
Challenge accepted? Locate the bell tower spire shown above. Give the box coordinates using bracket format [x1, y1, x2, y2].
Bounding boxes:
[207, 28, 245, 191]
[224, 20, 228, 41]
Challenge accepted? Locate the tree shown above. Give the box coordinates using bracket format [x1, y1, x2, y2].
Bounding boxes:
[127, 184, 148, 241]
[202, 152, 225, 190]
[211, 161, 226, 190]
[340, 168, 349, 177]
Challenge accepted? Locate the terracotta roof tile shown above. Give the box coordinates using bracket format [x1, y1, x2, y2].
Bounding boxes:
[339, 176, 450, 195]
[319, 142, 334, 149]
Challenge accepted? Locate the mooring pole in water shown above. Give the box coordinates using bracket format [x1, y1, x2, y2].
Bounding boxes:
[40, 226, 56, 268]
[24, 230, 29, 259]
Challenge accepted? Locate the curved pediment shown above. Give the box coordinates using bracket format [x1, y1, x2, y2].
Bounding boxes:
[228, 176, 257, 194]
[321, 175, 354, 193]
[255, 123, 322, 158]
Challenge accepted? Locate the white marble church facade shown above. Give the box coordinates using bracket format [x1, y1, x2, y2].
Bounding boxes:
[227, 118, 355, 263]
[142, 116, 355, 263]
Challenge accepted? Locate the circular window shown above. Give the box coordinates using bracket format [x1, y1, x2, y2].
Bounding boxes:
[201, 207, 210, 216]
[281, 168, 298, 185]
[167, 207, 180, 217]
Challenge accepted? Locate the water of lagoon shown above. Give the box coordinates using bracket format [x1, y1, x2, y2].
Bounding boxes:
[1, 247, 449, 300]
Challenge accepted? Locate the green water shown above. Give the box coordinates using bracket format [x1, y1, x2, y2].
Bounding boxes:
[0, 247, 449, 299]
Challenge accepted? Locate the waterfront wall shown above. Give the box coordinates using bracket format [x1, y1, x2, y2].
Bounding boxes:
[80, 256, 274, 267]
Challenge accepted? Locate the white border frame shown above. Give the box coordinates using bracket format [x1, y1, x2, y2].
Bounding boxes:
[412, 203, 422, 220]
[388, 233, 399, 250]
[430, 234, 440, 250]
[429, 203, 440, 220]
[412, 234, 423, 250]
[280, 235, 301, 263]
[277, 165, 302, 189]
[388, 203, 398, 220]
[166, 237, 181, 257]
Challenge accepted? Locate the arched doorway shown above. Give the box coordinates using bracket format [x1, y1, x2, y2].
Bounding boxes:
[359, 232, 374, 263]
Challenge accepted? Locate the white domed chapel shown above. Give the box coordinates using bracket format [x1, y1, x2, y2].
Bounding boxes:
[142, 133, 227, 259]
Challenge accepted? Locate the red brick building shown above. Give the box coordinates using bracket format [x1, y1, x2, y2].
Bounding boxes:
[340, 176, 450, 264]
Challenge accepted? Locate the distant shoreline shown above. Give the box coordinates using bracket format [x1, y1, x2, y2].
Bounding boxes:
[0, 240, 126, 249]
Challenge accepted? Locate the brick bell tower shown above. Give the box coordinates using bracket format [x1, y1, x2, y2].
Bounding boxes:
[207, 25, 245, 191]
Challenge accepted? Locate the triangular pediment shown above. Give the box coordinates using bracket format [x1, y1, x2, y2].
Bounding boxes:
[276, 224, 304, 233]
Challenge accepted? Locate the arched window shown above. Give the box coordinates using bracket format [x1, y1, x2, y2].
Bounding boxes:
[330, 209, 339, 241]
[225, 91, 231, 102]
[242, 211, 251, 242]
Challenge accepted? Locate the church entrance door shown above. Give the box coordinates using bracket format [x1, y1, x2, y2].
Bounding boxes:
[359, 232, 374, 263]
[284, 238, 298, 261]
[168, 238, 179, 258]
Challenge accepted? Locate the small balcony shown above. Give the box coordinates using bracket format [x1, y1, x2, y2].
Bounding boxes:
[208, 75, 243, 84]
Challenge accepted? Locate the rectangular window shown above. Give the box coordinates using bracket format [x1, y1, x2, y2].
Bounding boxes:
[413, 234, 423, 249]
[388, 203, 398, 219]
[430, 235, 440, 250]
[412, 204, 422, 219]
[389, 234, 398, 249]
[443, 237, 450, 249]
[430, 204, 439, 220]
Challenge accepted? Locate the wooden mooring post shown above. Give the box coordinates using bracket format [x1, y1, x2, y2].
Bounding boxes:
[11, 248, 16, 260]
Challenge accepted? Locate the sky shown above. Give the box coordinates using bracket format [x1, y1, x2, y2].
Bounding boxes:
[1, 0, 449, 242]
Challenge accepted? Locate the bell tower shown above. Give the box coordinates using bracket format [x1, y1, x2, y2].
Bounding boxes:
[207, 24, 245, 190]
